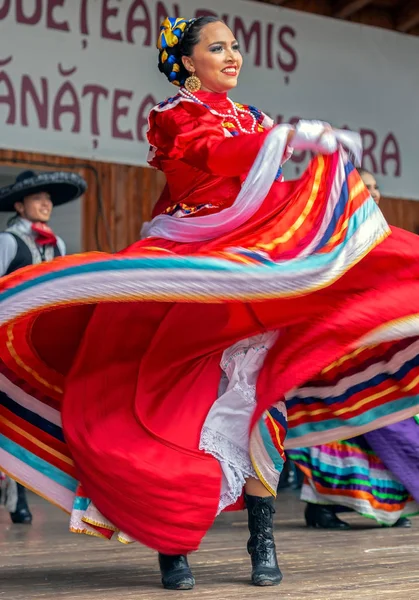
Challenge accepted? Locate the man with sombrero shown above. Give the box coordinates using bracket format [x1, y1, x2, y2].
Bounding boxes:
[0, 169, 86, 275]
[0, 169, 86, 524]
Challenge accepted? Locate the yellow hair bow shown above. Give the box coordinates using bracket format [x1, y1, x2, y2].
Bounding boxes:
[157, 17, 189, 50]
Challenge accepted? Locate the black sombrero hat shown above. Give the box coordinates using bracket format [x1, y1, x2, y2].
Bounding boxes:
[0, 170, 87, 212]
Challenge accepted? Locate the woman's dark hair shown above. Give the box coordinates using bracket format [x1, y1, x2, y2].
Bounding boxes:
[158, 16, 222, 86]
[358, 168, 372, 178]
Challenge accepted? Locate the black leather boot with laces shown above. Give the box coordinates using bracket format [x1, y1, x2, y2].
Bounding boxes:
[245, 494, 283, 586]
[158, 553, 195, 590]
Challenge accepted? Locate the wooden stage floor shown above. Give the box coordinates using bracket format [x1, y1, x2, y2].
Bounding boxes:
[1, 490, 419, 600]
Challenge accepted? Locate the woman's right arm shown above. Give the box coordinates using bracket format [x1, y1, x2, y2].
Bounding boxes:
[148, 107, 342, 178]
[148, 107, 282, 178]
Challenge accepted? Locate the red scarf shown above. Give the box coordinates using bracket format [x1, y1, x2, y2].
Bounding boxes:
[31, 222, 57, 247]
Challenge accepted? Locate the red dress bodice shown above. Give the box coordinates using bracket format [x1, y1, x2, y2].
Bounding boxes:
[147, 90, 271, 218]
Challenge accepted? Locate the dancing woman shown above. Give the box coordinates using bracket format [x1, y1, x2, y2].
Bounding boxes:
[1, 16, 419, 591]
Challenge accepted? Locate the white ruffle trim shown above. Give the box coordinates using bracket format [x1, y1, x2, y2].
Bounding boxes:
[200, 427, 257, 513]
[200, 331, 279, 513]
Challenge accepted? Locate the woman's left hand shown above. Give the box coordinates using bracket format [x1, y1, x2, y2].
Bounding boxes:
[288, 120, 362, 166]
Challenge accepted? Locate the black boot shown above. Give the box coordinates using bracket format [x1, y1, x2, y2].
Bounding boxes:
[390, 517, 412, 528]
[158, 553, 195, 590]
[246, 494, 283, 586]
[304, 503, 350, 530]
[10, 483, 32, 525]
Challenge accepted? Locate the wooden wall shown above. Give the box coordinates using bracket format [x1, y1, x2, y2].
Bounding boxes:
[380, 197, 419, 236]
[0, 148, 165, 253]
[1, 148, 419, 252]
[261, 0, 419, 36]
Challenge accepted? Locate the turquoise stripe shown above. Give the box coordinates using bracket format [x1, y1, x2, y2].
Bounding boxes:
[290, 449, 393, 481]
[258, 419, 285, 473]
[287, 395, 419, 441]
[72, 496, 91, 511]
[0, 204, 385, 304]
[0, 434, 78, 492]
[307, 461, 375, 478]
[0, 256, 243, 302]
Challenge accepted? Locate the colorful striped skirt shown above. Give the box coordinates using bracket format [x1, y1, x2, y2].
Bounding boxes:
[2, 149, 419, 552]
[288, 423, 419, 525]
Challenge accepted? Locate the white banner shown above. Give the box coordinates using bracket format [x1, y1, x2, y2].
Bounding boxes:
[1, 0, 418, 198]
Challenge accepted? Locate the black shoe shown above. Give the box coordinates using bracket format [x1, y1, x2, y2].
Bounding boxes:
[245, 494, 283, 586]
[158, 553, 195, 590]
[10, 507, 32, 524]
[304, 503, 350, 530]
[277, 460, 290, 490]
[10, 483, 32, 525]
[391, 517, 412, 528]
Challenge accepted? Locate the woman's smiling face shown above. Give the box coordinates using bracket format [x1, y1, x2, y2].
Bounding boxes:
[182, 21, 243, 93]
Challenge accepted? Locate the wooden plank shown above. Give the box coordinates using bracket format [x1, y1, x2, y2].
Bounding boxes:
[333, 0, 375, 19]
[253, 0, 419, 36]
[273, 0, 332, 15]
[1, 490, 419, 599]
[396, 0, 419, 32]
[345, 6, 394, 29]
[254, 0, 290, 5]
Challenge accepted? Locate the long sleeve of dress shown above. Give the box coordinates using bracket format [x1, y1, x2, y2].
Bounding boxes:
[148, 103, 272, 177]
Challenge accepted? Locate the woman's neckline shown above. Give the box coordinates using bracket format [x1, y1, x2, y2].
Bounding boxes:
[183, 89, 229, 107]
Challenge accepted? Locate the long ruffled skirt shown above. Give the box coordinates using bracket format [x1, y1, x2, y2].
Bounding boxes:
[288, 418, 419, 525]
[1, 150, 419, 553]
